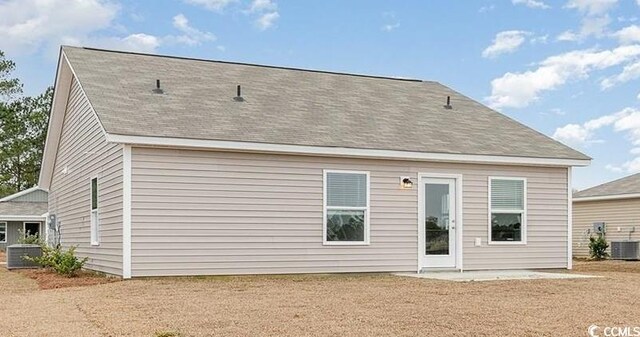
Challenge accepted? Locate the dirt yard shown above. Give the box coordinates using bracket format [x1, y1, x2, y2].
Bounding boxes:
[0, 260, 638, 337]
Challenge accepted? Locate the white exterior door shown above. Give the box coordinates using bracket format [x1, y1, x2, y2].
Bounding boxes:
[420, 177, 457, 269]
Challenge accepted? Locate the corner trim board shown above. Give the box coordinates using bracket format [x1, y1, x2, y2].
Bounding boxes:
[567, 167, 572, 270]
[122, 144, 132, 279]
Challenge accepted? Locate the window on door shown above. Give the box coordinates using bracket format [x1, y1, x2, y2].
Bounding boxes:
[323, 170, 370, 245]
[90, 177, 100, 246]
[425, 183, 451, 255]
[0, 222, 6, 243]
[489, 177, 526, 244]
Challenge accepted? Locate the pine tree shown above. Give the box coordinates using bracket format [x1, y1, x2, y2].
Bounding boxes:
[0, 50, 53, 197]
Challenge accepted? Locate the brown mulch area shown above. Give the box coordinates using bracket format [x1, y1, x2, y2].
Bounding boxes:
[572, 258, 640, 273]
[15, 268, 120, 290]
[0, 261, 638, 336]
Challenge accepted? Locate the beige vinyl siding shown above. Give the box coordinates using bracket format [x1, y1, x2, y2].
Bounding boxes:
[131, 147, 568, 277]
[11, 190, 48, 202]
[573, 198, 640, 257]
[0, 222, 24, 250]
[48, 78, 123, 276]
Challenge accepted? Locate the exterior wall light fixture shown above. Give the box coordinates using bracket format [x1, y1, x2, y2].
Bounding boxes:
[401, 177, 413, 189]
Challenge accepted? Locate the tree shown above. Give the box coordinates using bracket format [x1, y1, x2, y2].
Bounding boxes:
[0, 51, 22, 98]
[0, 50, 52, 197]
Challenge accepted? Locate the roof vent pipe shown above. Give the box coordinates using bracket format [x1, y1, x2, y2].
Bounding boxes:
[234, 84, 244, 102]
[152, 79, 164, 94]
[444, 96, 452, 109]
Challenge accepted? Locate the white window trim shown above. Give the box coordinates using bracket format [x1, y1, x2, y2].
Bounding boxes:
[488, 176, 527, 245]
[322, 169, 370, 246]
[90, 176, 100, 246]
[0, 222, 6, 243]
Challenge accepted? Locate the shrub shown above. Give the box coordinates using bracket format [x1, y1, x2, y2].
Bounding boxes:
[17, 229, 45, 245]
[27, 245, 88, 277]
[589, 234, 609, 260]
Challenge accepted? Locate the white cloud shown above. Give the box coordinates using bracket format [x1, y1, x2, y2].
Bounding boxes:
[381, 12, 400, 32]
[479, 4, 496, 13]
[0, 0, 119, 55]
[601, 60, 640, 89]
[92, 33, 160, 53]
[607, 157, 640, 173]
[555, 107, 640, 173]
[169, 13, 216, 46]
[553, 123, 593, 145]
[182, 0, 236, 11]
[248, 0, 276, 12]
[605, 164, 624, 172]
[531, 34, 549, 44]
[482, 30, 530, 58]
[248, 0, 279, 30]
[512, 0, 551, 9]
[382, 23, 400, 32]
[486, 45, 640, 108]
[255, 12, 279, 30]
[557, 31, 579, 41]
[557, 0, 617, 42]
[557, 14, 611, 41]
[565, 0, 618, 15]
[0, 1, 219, 57]
[552, 111, 622, 145]
[612, 25, 640, 44]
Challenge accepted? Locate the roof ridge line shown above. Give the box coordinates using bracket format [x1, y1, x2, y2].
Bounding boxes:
[69, 46, 426, 83]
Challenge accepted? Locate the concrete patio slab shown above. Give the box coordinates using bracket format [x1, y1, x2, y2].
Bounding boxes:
[394, 270, 597, 282]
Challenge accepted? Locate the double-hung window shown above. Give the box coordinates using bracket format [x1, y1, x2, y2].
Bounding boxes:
[0, 222, 6, 243]
[323, 170, 370, 245]
[90, 177, 100, 246]
[489, 177, 526, 244]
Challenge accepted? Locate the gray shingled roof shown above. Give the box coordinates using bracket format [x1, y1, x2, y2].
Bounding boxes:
[0, 202, 48, 216]
[574, 173, 640, 198]
[62, 46, 589, 161]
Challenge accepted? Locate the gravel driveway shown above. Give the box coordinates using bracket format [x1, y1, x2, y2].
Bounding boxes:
[0, 260, 638, 337]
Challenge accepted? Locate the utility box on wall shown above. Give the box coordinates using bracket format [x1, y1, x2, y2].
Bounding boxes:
[593, 222, 606, 234]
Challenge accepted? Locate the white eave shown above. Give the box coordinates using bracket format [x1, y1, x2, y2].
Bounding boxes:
[105, 133, 591, 167]
[0, 215, 47, 221]
[573, 193, 640, 202]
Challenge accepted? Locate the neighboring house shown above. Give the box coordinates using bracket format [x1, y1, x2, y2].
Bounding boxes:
[0, 187, 48, 251]
[38, 46, 590, 278]
[573, 173, 640, 257]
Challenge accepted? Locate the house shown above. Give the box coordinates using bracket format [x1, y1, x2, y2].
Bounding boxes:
[573, 173, 640, 257]
[0, 187, 48, 251]
[38, 46, 590, 278]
